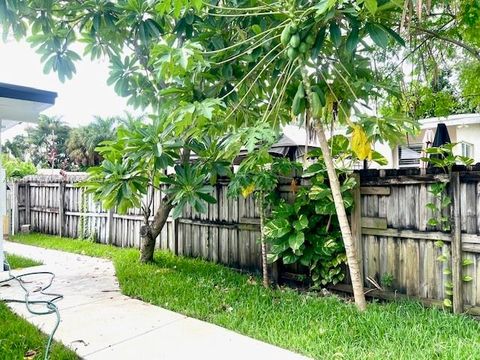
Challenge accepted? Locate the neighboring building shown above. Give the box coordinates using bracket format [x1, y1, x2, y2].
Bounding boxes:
[374, 113, 480, 169]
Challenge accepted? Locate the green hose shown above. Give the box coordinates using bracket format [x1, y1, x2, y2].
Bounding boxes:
[0, 256, 63, 360]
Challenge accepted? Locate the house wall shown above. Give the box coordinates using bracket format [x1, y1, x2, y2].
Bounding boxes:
[453, 124, 480, 162]
[369, 124, 480, 169]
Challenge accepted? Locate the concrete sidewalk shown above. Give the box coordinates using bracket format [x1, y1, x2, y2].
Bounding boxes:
[2, 241, 309, 360]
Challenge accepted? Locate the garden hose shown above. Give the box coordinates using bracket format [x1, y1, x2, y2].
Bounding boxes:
[0, 255, 62, 360]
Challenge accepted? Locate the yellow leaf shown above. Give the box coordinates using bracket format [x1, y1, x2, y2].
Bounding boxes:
[351, 125, 372, 161]
[241, 183, 255, 198]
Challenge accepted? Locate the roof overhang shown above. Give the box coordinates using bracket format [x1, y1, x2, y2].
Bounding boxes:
[0, 82, 57, 131]
[420, 113, 480, 130]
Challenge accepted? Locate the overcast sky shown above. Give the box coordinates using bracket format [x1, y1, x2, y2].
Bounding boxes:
[0, 39, 135, 140]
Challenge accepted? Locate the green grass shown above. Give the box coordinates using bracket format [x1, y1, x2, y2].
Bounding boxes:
[10, 233, 480, 360]
[0, 303, 78, 360]
[5, 252, 43, 269]
[1, 252, 78, 360]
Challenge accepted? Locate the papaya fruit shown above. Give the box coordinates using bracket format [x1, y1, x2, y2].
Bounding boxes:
[281, 25, 292, 46]
[311, 92, 322, 118]
[296, 82, 305, 98]
[299, 42, 308, 53]
[305, 34, 315, 45]
[289, 34, 300, 48]
[292, 92, 302, 115]
[287, 47, 299, 60]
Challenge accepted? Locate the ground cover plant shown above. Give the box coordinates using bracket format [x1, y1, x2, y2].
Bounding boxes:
[5, 253, 42, 269]
[10, 233, 480, 360]
[0, 254, 77, 360]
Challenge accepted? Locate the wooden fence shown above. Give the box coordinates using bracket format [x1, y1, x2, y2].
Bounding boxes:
[10, 169, 480, 314]
[348, 169, 480, 314]
[10, 174, 273, 271]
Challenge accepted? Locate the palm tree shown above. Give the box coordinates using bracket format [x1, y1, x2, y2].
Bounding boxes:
[26, 115, 71, 168]
[66, 116, 118, 168]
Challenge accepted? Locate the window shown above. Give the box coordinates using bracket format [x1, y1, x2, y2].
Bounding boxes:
[398, 143, 422, 167]
[461, 142, 473, 159]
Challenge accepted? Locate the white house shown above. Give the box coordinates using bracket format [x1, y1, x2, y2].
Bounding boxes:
[374, 113, 480, 169]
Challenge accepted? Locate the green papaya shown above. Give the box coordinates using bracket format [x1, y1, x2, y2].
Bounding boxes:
[290, 23, 298, 33]
[299, 42, 308, 53]
[292, 92, 302, 115]
[281, 25, 292, 46]
[289, 34, 300, 48]
[311, 92, 322, 118]
[305, 34, 315, 45]
[296, 82, 305, 98]
[287, 47, 299, 60]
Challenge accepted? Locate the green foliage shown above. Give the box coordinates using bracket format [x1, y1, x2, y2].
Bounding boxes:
[66, 116, 119, 169]
[82, 114, 230, 217]
[0, 154, 36, 179]
[265, 162, 356, 287]
[4, 135, 28, 161]
[421, 142, 476, 309]
[25, 115, 71, 169]
[161, 165, 217, 218]
[459, 61, 480, 111]
[380, 272, 394, 289]
[422, 143, 474, 174]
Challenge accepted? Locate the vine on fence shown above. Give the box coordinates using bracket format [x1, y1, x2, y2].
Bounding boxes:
[78, 187, 96, 242]
[422, 143, 474, 308]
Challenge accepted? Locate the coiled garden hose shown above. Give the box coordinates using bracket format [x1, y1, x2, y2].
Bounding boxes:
[0, 255, 62, 360]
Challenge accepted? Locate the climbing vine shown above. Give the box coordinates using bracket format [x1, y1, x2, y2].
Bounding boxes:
[422, 143, 474, 308]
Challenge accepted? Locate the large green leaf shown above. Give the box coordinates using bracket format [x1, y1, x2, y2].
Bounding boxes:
[366, 22, 389, 49]
[288, 232, 305, 251]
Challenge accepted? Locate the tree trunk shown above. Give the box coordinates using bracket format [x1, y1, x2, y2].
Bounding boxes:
[139, 196, 174, 263]
[300, 65, 367, 311]
[258, 192, 269, 288]
[140, 225, 156, 263]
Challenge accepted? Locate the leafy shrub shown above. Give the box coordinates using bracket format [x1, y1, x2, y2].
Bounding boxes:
[1, 154, 37, 179]
[265, 162, 356, 287]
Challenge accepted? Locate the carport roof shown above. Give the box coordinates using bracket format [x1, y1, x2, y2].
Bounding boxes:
[0, 82, 57, 104]
[0, 82, 57, 131]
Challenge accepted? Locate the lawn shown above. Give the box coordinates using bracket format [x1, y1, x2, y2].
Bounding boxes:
[5, 252, 42, 269]
[1, 252, 78, 360]
[10, 233, 480, 360]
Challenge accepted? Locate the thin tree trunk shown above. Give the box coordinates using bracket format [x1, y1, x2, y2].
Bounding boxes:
[139, 196, 173, 263]
[259, 191, 269, 288]
[300, 65, 367, 311]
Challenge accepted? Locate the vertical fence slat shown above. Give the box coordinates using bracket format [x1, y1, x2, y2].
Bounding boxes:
[451, 172, 463, 314]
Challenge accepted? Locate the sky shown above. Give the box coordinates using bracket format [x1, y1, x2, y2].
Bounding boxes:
[0, 39, 135, 140]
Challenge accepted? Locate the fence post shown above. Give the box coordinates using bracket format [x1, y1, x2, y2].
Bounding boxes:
[58, 182, 65, 237]
[450, 172, 463, 314]
[106, 208, 114, 245]
[25, 182, 31, 226]
[12, 182, 19, 234]
[351, 173, 363, 285]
